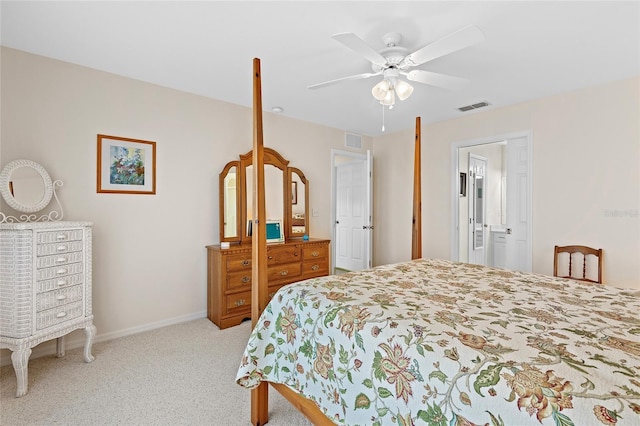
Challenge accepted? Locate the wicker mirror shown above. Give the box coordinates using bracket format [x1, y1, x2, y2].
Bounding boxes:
[0, 159, 63, 223]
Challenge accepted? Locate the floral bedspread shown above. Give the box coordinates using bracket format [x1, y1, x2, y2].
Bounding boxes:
[236, 259, 640, 425]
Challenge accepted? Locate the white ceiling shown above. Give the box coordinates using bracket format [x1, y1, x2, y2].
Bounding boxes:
[1, 1, 639, 137]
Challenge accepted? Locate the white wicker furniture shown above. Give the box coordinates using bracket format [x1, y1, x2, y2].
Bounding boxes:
[0, 221, 95, 397]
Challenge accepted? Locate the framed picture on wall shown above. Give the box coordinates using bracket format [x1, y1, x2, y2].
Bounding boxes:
[292, 181, 298, 205]
[97, 134, 156, 194]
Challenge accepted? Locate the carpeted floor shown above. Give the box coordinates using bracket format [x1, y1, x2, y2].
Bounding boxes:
[0, 319, 311, 425]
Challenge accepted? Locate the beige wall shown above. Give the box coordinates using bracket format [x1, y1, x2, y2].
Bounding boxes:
[374, 76, 639, 288]
[1, 47, 638, 363]
[0, 47, 372, 360]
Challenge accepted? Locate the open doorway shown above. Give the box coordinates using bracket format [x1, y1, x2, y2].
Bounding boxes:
[451, 132, 532, 272]
[331, 149, 373, 273]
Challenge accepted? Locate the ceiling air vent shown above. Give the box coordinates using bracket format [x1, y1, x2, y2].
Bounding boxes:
[345, 132, 362, 149]
[458, 101, 490, 112]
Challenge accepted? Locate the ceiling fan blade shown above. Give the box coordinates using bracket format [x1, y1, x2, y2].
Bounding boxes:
[403, 25, 485, 67]
[332, 32, 387, 67]
[405, 70, 469, 90]
[307, 72, 380, 90]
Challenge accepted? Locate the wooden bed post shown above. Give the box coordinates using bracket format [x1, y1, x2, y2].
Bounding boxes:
[250, 57, 269, 426]
[412, 117, 422, 260]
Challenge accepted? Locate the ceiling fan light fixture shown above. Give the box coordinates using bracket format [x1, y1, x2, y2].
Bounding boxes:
[380, 89, 395, 106]
[371, 79, 391, 101]
[394, 79, 413, 101]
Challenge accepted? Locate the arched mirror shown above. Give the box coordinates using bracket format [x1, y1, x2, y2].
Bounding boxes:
[289, 167, 309, 237]
[0, 159, 54, 214]
[245, 164, 285, 237]
[219, 148, 309, 243]
[220, 162, 240, 239]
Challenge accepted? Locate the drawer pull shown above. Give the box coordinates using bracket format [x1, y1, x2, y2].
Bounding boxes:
[280, 270, 289, 276]
[241, 276, 250, 283]
[241, 260, 250, 266]
[57, 279, 68, 287]
[311, 251, 319, 257]
[56, 234, 67, 241]
[311, 264, 319, 271]
[268, 256, 273, 260]
[57, 245, 67, 252]
[56, 268, 68, 275]
[235, 299, 246, 307]
[56, 257, 67, 263]
[56, 295, 67, 301]
[56, 311, 67, 319]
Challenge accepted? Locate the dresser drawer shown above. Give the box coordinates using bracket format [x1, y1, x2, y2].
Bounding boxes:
[226, 254, 252, 272]
[302, 259, 329, 277]
[36, 251, 84, 269]
[35, 300, 84, 331]
[268, 262, 301, 282]
[302, 245, 328, 260]
[36, 229, 84, 244]
[36, 285, 83, 312]
[267, 245, 300, 265]
[227, 270, 252, 291]
[36, 273, 84, 293]
[225, 291, 251, 313]
[36, 241, 84, 257]
[37, 262, 84, 282]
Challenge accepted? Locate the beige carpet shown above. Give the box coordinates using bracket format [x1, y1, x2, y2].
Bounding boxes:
[0, 319, 312, 425]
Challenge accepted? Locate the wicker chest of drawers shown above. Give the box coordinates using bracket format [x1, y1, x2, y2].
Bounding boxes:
[206, 239, 330, 329]
[0, 221, 96, 397]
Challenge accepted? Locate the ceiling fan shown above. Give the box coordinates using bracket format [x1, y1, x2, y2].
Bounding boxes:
[308, 26, 485, 106]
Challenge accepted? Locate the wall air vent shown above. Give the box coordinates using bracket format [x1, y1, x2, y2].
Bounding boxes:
[345, 132, 362, 149]
[458, 101, 490, 112]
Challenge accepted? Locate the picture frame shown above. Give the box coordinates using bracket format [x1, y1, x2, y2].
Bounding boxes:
[97, 134, 156, 194]
[292, 181, 298, 205]
[459, 172, 467, 197]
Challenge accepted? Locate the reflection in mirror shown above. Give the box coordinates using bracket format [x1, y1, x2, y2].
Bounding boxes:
[10, 166, 46, 207]
[291, 170, 306, 235]
[223, 166, 237, 239]
[245, 164, 284, 236]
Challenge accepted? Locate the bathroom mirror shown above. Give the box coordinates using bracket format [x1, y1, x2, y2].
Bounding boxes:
[0, 159, 54, 213]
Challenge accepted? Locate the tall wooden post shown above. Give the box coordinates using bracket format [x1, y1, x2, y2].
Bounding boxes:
[250, 57, 269, 426]
[411, 117, 422, 260]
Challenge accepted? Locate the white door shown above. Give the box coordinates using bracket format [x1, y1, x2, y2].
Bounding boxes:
[504, 137, 531, 271]
[334, 151, 372, 271]
[468, 154, 487, 265]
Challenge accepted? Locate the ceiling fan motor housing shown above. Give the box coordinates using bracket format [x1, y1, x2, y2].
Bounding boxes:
[372, 32, 409, 72]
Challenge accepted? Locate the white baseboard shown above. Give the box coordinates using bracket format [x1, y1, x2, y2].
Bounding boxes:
[0, 311, 207, 367]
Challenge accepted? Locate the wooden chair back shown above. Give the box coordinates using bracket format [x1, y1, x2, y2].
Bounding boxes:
[553, 245, 603, 283]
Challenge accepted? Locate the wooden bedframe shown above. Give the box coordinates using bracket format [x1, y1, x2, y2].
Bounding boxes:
[248, 58, 422, 425]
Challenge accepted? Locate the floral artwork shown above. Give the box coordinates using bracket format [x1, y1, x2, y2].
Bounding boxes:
[109, 146, 145, 185]
[97, 134, 156, 194]
[236, 258, 640, 425]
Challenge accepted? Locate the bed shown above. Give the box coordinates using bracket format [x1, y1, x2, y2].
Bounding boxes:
[237, 258, 640, 425]
[238, 58, 640, 425]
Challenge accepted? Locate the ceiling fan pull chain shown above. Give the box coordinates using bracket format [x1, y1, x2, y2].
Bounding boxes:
[381, 104, 385, 132]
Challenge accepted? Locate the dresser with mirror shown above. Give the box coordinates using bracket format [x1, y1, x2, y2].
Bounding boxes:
[0, 159, 95, 397]
[207, 148, 330, 329]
